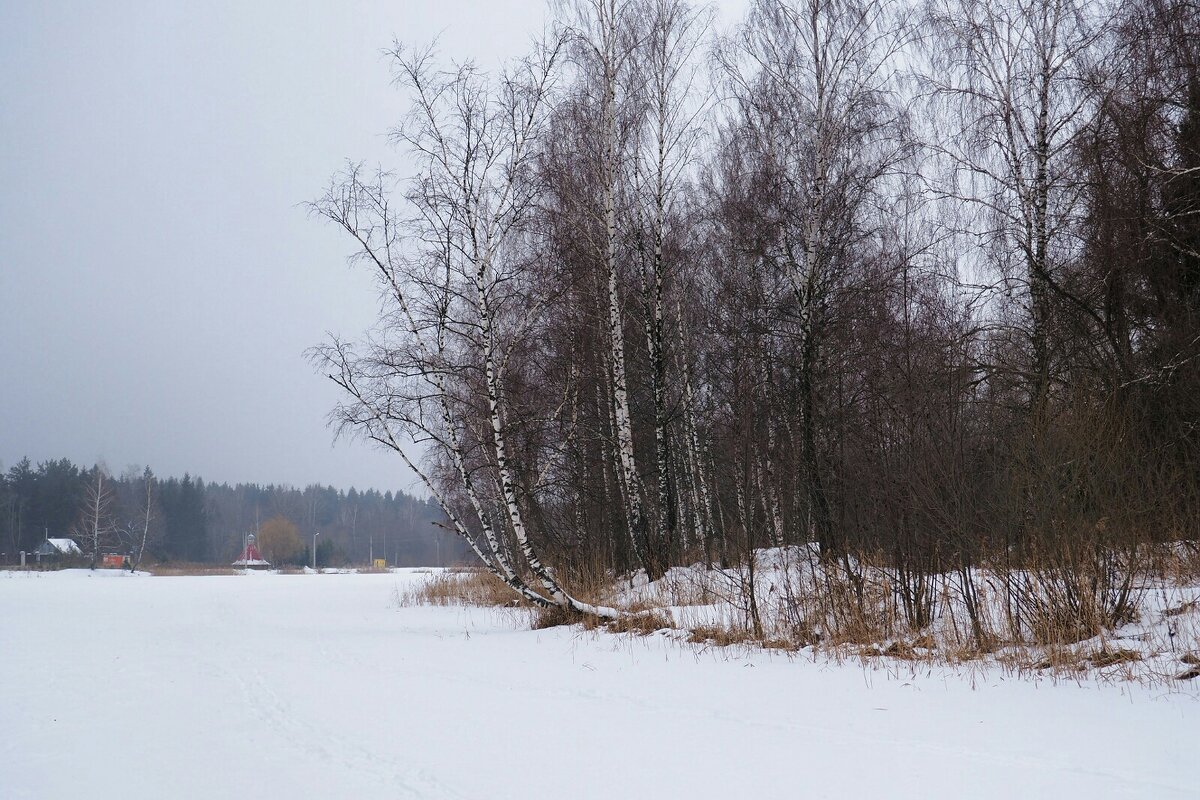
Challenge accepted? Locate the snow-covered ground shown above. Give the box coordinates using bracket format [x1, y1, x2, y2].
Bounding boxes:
[2, 569, 1196, 799]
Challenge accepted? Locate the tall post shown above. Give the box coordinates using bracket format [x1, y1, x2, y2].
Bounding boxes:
[312, 531, 320, 571]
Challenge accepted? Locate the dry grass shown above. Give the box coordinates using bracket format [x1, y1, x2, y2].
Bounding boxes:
[532, 604, 587, 629]
[650, 544, 1200, 683]
[687, 624, 758, 647]
[607, 609, 674, 635]
[398, 569, 526, 608]
[1088, 647, 1142, 668]
[1158, 541, 1200, 582]
[146, 563, 239, 577]
[645, 570, 725, 607]
[1163, 600, 1198, 618]
[400, 567, 677, 637]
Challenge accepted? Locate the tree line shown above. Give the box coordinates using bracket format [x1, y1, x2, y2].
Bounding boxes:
[313, 0, 1199, 635]
[0, 457, 464, 567]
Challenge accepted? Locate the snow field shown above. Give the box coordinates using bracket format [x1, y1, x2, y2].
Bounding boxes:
[1, 568, 1197, 799]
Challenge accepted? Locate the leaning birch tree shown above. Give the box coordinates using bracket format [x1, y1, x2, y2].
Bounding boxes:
[311, 40, 618, 617]
[123, 467, 157, 572]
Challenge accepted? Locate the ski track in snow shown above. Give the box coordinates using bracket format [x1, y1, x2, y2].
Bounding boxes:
[1, 569, 1197, 800]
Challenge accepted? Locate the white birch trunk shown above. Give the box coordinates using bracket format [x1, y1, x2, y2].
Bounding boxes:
[594, 2, 651, 572]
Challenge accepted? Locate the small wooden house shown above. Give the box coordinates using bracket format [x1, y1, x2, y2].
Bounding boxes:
[33, 538, 83, 562]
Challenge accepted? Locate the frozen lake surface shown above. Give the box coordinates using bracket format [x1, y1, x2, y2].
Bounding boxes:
[2, 568, 1196, 799]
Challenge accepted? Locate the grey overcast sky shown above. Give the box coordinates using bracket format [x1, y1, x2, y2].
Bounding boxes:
[1, 0, 746, 494]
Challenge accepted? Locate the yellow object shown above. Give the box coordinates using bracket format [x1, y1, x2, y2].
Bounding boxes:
[373, 558, 387, 569]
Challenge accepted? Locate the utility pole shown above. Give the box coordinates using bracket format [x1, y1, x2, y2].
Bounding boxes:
[312, 531, 320, 571]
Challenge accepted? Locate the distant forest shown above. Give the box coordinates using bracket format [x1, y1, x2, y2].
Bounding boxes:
[0, 457, 470, 567]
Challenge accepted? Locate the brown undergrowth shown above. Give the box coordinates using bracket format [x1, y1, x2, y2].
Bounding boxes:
[397, 545, 1200, 686]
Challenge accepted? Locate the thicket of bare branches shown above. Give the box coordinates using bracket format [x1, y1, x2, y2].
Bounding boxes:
[314, 0, 1200, 640]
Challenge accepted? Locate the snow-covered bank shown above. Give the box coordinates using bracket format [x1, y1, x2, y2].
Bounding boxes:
[1, 570, 1196, 799]
[610, 547, 1200, 684]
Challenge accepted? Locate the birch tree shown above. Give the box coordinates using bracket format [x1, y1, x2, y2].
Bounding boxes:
[73, 466, 119, 569]
[717, 0, 911, 553]
[311, 40, 619, 617]
[122, 467, 158, 572]
[921, 0, 1110, 417]
[560, 0, 663, 577]
[628, 0, 710, 573]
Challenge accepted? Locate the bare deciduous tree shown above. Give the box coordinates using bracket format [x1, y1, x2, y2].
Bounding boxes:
[312, 39, 619, 617]
[921, 0, 1110, 415]
[73, 466, 119, 569]
[310, 0, 1200, 643]
[717, 0, 913, 553]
